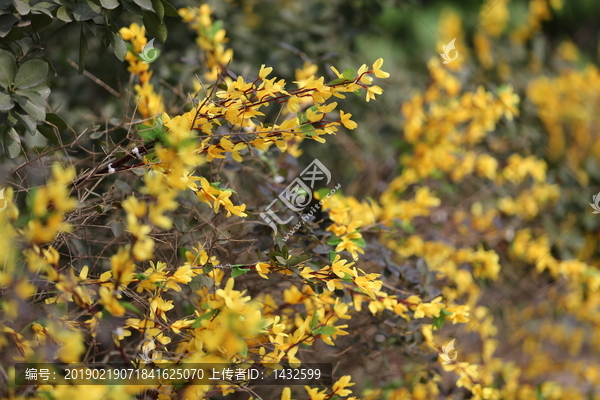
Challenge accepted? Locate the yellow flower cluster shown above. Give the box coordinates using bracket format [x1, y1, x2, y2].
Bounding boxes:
[120, 23, 165, 120]
[179, 4, 233, 82]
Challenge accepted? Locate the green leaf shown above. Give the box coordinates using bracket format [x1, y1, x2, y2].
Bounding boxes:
[172, 211, 187, 232]
[78, 26, 88, 74]
[120, 301, 143, 316]
[137, 124, 162, 140]
[440, 308, 453, 316]
[20, 99, 45, 120]
[12, 0, 30, 15]
[114, 179, 131, 193]
[327, 77, 348, 86]
[56, 6, 72, 22]
[99, 0, 118, 9]
[83, 19, 96, 35]
[4, 128, 20, 158]
[296, 111, 307, 124]
[0, 49, 16, 89]
[191, 309, 218, 328]
[275, 256, 287, 265]
[0, 92, 14, 111]
[15, 88, 45, 107]
[307, 261, 321, 271]
[350, 236, 366, 248]
[327, 236, 342, 246]
[312, 326, 337, 335]
[109, 219, 124, 237]
[37, 125, 58, 144]
[45, 113, 67, 130]
[287, 254, 311, 267]
[14, 59, 48, 89]
[432, 314, 446, 330]
[110, 32, 127, 61]
[13, 111, 36, 133]
[309, 311, 319, 330]
[160, 0, 177, 16]
[189, 274, 213, 292]
[151, 0, 163, 21]
[232, 267, 249, 278]
[72, 0, 100, 20]
[142, 11, 167, 43]
[133, 0, 153, 11]
[30, 2, 55, 17]
[328, 251, 337, 263]
[300, 123, 315, 135]
[341, 68, 355, 81]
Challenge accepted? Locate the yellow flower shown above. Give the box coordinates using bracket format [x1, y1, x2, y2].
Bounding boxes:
[372, 58, 390, 78]
[99, 286, 125, 316]
[339, 110, 357, 130]
[332, 375, 355, 396]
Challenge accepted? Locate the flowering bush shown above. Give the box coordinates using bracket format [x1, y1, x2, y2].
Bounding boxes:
[1, 0, 600, 399]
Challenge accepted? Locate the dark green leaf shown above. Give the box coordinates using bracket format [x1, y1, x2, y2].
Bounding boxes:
[189, 274, 213, 292]
[0, 49, 16, 88]
[13, 111, 36, 133]
[14, 59, 48, 89]
[114, 179, 131, 193]
[0, 14, 19, 38]
[83, 19, 97, 35]
[307, 261, 321, 271]
[30, 13, 53, 30]
[232, 267, 249, 278]
[4, 128, 20, 158]
[15, 88, 44, 107]
[172, 211, 187, 232]
[72, 0, 100, 21]
[0, 92, 14, 111]
[109, 219, 124, 237]
[55, 6, 72, 22]
[133, 0, 153, 11]
[99, 0, 118, 9]
[328, 251, 337, 263]
[120, 301, 143, 316]
[110, 31, 127, 61]
[78, 26, 88, 74]
[37, 125, 58, 144]
[160, 0, 177, 16]
[287, 254, 311, 267]
[312, 326, 337, 335]
[151, 0, 163, 21]
[12, 0, 30, 15]
[120, 0, 142, 17]
[275, 256, 287, 265]
[20, 99, 45, 120]
[142, 11, 166, 43]
[45, 113, 67, 130]
[30, 2, 55, 17]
